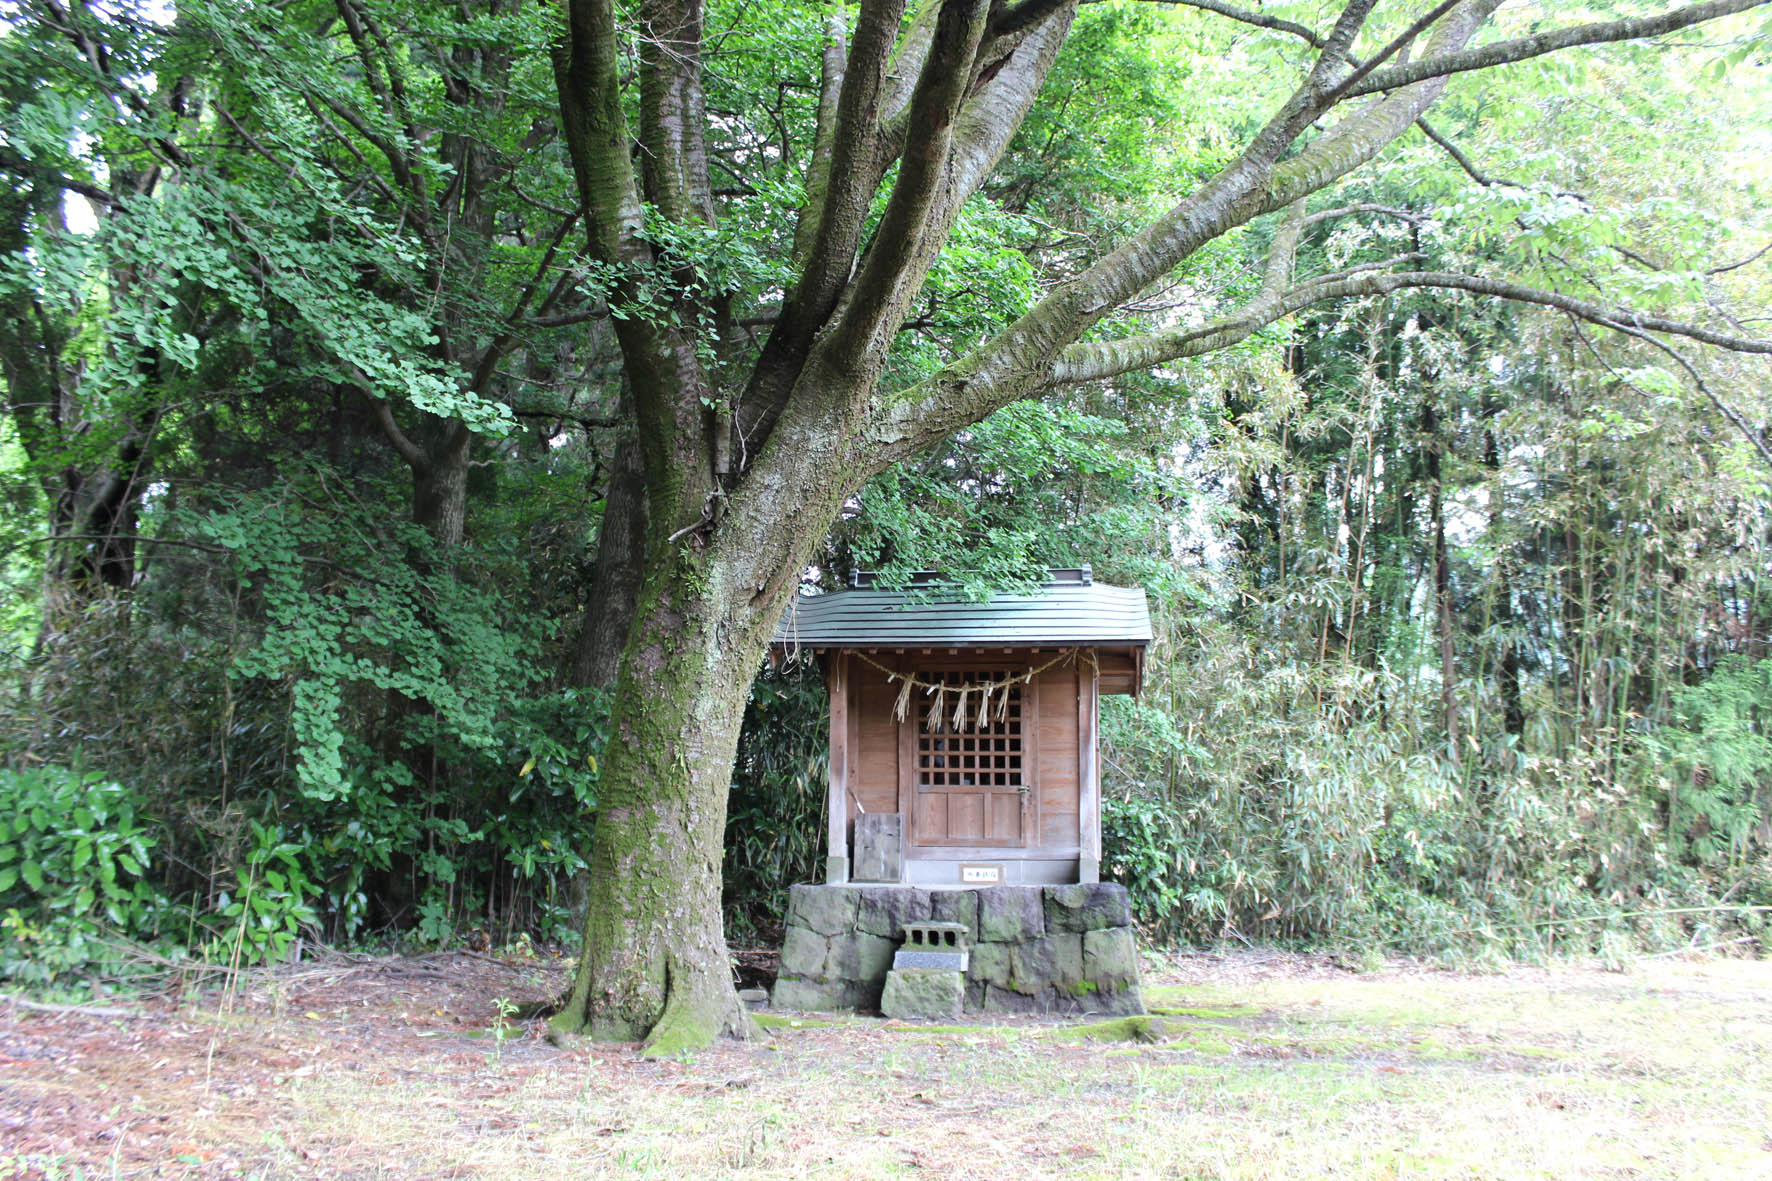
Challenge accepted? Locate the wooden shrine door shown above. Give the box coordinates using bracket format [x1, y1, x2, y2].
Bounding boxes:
[908, 670, 1031, 848]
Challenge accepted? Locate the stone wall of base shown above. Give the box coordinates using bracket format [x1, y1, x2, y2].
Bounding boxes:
[772, 883, 1143, 1016]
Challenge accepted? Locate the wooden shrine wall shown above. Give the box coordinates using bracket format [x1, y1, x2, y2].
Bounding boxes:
[833, 650, 1093, 860]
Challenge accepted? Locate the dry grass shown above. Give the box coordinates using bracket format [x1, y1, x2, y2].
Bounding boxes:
[2, 947, 1769, 1178]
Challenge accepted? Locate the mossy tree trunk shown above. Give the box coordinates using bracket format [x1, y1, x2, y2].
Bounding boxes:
[549, 551, 761, 1048]
[546, 0, 1769, 1051]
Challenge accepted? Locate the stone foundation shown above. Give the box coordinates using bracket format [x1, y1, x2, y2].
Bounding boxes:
[772, 883, 1143, 1016]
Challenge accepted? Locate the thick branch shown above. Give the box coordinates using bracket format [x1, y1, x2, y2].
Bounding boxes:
[736, 0, 911, 461]
[1319, 0, 1463, 106]
[554, 0, 650, 271]
[787, 0, 909, 326]
[638, 0, 717, 223]
[943, 5, 1076, 205]
[1268, 2, 1502, 208]
[821, 0, 993, 374]
[989, 0, 1072, 41]
[557, 0, 719, 525]
[790, 6, 848, 271]
[877, 0, 1492, 443]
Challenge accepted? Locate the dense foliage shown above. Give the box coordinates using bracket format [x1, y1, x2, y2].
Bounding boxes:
[1, 0, 1769, 995]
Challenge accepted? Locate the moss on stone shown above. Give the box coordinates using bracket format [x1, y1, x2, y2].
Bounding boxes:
[1047, 1015, 1185, 1043]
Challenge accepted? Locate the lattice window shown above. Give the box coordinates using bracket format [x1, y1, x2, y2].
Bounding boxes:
[916, 670, 1023, 790]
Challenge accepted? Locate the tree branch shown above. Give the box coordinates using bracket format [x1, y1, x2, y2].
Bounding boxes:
[819, 0, 993, 373]
[789, 5, 848, 272]
[735, 0, 913, 457]
[1709, 242, 1772, 276]
[556, 0, 720, 526]
[1138, 0, 1326, 48]
[1303, 202, 1427, 228]
[373, 398, 430, 472]
[1416, 116, 1516, 189]
[0, 149, 113, 206]
[637, 0, 717, 223]
[1346, 0, 1770, 99]
[1415, 117, 1584, 201]
[1333, 1, 1465, 100]
[1049, 268, 1772, 387]
[1266, 1, 1501, 211]
[1565, 312, 1772, 469]
[786, 0, 909, 327]
[989, 0, 1073, 42]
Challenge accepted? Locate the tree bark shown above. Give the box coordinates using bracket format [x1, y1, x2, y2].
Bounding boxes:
[570, 423, 650, 686]
[549, 547, 763, 1049]
[412, 433, 471, 548]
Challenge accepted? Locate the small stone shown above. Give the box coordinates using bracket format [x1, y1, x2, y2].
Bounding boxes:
[929, 890, 978, 940]
[778, 925, 832, 982]
[738, 988, 769, 1008]
[855, 887, 932, 938]
[966, 941, 1013, 990]
[825, 930, 895, 983]
[1083, 926, 1140, 986]
[1043, 883, 1132, 933]
[787, 884, 860, 936]
[880, 969, 963, 1021]
[976, 886, 1045, 943]
[771, 976, 849, 1012]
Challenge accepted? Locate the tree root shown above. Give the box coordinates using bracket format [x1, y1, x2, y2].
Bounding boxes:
[544, 951, 754, 1053]
[638, 953, 753, 1058]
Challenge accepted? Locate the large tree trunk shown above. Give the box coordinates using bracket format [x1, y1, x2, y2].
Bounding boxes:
[407, 419, 473, 547]
[549, 559, 754, 1049]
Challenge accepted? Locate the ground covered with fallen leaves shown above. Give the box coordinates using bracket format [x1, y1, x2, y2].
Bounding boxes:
[2, 947, 1768, 1178]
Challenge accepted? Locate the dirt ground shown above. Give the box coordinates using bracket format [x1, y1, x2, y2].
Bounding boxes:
[2, 947, 1768, 1178]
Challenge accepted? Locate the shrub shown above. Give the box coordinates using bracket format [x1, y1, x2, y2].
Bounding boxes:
[0, 766, 170, 986]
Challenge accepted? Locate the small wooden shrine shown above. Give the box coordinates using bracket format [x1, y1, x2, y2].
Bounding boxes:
[771, 568, 1151, 888]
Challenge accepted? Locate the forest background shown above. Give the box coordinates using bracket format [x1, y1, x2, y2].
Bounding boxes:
[2, 0, 1770, 997]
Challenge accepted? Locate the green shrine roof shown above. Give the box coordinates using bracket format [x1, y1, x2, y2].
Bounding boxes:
[770, 568, 1152, 650]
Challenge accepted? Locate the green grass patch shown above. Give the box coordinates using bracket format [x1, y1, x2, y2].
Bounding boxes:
[752, 1013, 834, 1030]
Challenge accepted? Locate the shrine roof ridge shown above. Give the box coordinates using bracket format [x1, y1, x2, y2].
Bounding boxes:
[770, 569, 1152, 649]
